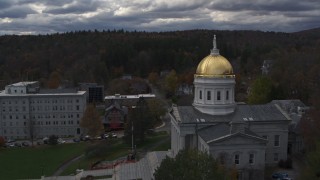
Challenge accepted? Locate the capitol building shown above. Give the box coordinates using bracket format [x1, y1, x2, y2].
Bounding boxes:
[170, 36, 295, 179]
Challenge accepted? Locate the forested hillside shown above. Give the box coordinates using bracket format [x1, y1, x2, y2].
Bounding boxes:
[0, 28, 319, 103]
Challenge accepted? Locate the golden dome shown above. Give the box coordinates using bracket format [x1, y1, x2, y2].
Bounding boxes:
[195, 35, 234, 77]
[196, 54, 233, 76]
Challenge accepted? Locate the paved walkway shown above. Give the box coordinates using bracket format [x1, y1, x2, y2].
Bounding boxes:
[52, 154, 84, 176]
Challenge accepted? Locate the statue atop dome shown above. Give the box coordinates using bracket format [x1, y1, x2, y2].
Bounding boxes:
[210, 35, 220, 55]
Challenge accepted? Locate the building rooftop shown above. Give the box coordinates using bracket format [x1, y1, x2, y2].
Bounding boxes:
[105, 94, 155, 100]
[7, 81, 38, 87]
[0, 89, 86, 96]
[173, 103, 290, 124]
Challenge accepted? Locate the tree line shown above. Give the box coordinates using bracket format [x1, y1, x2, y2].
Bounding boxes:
[0, 29, 319, 97]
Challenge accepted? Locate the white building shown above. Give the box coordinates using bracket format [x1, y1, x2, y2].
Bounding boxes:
[170, 36, 291, 180]
[0, 81, 86, 140]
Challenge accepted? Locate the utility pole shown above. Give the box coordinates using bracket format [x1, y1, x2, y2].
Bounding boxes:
[131, 105, 136, 153]
[131, 116, 134, 152]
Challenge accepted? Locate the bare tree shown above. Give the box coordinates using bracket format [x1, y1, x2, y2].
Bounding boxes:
[27, 119, 38, 146]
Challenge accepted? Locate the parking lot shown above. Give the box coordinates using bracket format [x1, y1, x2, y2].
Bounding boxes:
[3, 130, 125, 148]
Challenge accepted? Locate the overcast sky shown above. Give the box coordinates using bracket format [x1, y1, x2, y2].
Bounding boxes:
[0, 0, 319, 35]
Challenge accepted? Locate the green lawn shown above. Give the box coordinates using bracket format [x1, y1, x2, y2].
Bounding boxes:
[0, 132, 170, 179]
[0, 143, 87, 179]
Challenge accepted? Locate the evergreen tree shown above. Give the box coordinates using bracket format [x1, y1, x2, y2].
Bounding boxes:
[248, 76, 273, 104]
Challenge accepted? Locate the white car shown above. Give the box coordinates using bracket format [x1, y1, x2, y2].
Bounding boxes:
[57, 138, 66, 144]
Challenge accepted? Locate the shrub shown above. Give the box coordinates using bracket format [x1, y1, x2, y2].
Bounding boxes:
[285, 157, 293, 169]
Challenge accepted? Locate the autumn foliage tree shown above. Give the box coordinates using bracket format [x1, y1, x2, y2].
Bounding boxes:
[80, 104, 104, 137]
[47, 71, 62, 89]
[148, 72, 159, 85]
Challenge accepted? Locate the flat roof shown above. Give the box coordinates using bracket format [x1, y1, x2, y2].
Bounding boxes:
[105, 94, 156, 100]
[7, 81, 38, 87]
[0, 90, 86, 97]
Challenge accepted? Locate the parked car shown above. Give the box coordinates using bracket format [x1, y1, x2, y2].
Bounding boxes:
[111, 132, 117, 138]
[22, 142, 30, 147]
[57, 138, 66, 144]
[73, 138, 80, 143]
[6, 139, 15, 143]
[5, 143, 15, 148]
[43, 137, 49, 144]
[94, 136, 102, 140]
[272, 172, 289, 180]
[80, 135, 91, 141]
[102, 133, 109, 139]
[14, 142, 22, 147]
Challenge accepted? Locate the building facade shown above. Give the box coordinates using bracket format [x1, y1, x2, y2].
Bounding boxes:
[170, 36, 291, 180]
[0, 81, 86, 140]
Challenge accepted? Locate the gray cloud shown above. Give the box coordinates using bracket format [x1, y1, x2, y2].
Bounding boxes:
[0, 1, 12, 10]
[0, 0, 319, 35]
[43, 0, 102, 14]
[0, 5, 37, 18]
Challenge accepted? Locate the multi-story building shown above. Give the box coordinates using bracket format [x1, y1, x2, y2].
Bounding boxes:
[0, 81, 86, 140]
[79, 83, 104, 103]
[170, 36, 291, 179]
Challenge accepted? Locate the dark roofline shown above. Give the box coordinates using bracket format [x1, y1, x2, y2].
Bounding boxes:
[207, 132, 267, 144]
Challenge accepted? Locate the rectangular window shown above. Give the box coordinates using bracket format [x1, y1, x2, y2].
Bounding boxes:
[226, 90, 229, 100]
[199, 90, 202, 99]
[234, 154, 240, 165]
[274, 153, 279, 161]
[217, 91, 221, 101]
[207, 91, 211, 100]
[249, 154, 254, 164]
[274, 135, 280, 147]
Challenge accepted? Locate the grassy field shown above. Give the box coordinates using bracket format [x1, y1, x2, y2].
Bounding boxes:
[0, 132, 170, 179]
[0, 143, 87, 179]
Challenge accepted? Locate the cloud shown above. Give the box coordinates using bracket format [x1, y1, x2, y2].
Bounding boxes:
[0, 5, 37, 18]
[43, 0, 102, 14]
[0, 0, 319, 35]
